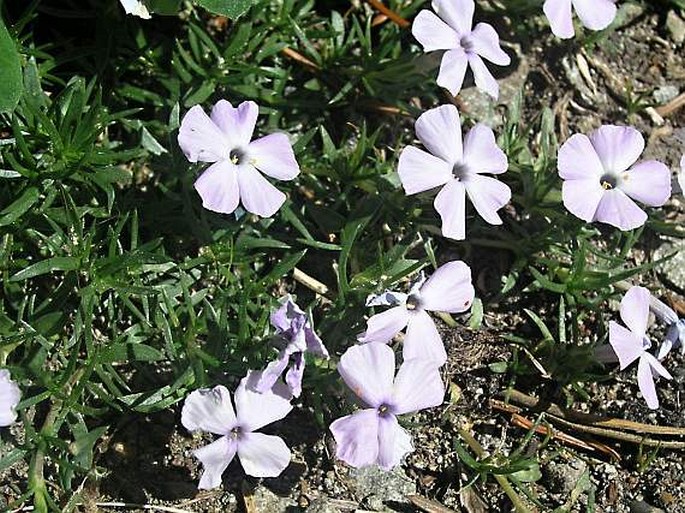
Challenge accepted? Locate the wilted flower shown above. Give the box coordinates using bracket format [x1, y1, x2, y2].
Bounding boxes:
[648, 293, 685, 360]
[398, 104, 510, 240]
[0, 370, 20, 427]
[178, 100, 300, 217]
[181, 373, 292, 488]
[557, 125, 671, 231]
[609, 286, 672, 409]
[119, 0, 151, 18]
[329, 343, 444, 470]
[358, 261, 475, 366]
[251, 296, 329, 398]
[412, 0, 511, 98]
[543, 0, 617, 39]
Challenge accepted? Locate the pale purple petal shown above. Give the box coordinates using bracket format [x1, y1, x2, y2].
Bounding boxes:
[415, 104, 463, 164]
[620, 286, 650, 337]
[465, 175, 511, 225]
[593, 189, 647, 231]
[193, 436, 237, 489]
[237, 432, 291, 477]
[178, 105, 230, 163]
[0, 370, 20, 427]
[366, 290, 408, 307]
[657, 339, 674, 361]
[251, 351, 289, 394]
[557, 133, 605, 180]
[210, 100, 258, 148]
[398, 146, 453, 195]
[637, 355, 659, 409]
[608, 321, 644, 370]
[338, 343, 395, 407]
[237, 165, 286, 217]
[432, 0, 474, 35]
[182, 385, 236, 435]
[589, 126, 644, 174]
[403, 310, 447, 366]
[271, 296, 306, 333]
[467, 54, 499, 99]
[469, 23, 511, 66]
[194, 160, 240, 214]
[620, 161, 671, 207]
[462, 124, 508, 174]
[420, 261, 475, 313]
[679, 155, 685, 193]
[248, 133, 300, 180]
[234, 374, 293, 432]
[411, 10, 460, 51]
[357, 306, 410, 344]
[285, 353, 305, 398]
[120, 0, 151, 18]
[305, 328, 329, 358]
[544, 0, 575, 39]
[392, 358, 444, 415]
[643, 352, 673, 380]
[435, 179, 466, 240]
[329, 409, 379, 468]
[377, 415, 413, 470]
[573, 0, 617, 31]
[437, 48, 469, 97]
[561, 178, 605, 222]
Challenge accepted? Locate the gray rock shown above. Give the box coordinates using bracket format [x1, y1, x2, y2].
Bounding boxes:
[544, 460, 587, 495]
[630, 500, 665, 513]
[666, 11, 685, 45]
[252, 485, 298, 513]
[347, 465, 416, 510]
[306, 497, 343, 513]
[654, 238, 685, 291]
[653, 85, 680, 105]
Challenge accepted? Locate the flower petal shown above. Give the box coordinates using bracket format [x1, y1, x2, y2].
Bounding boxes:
[182, 385, 236, 435]
[434, 179, 467, 240]
[0, 370, 20, 427]
[589, 125, 644, 174]
[679, 155, 685, 194]
[237, 432, 291, 477]
[411, 10, 460, 51]
[437, 48, 469, 97]
[392, 358, 444, 415]
[194, 160, 240, 215]
[543, 0, 575, 39]
[620, 161, 671, 207]
[358, 306, 410, 344]
[561, 178, 605, 222]
[469, 23, 510, 66]
[403, 310, 447, 366]
[468, 54, 499, 99]
[120, 0, 151, 18]
[465, 175, 511, 225]
[250, 351, 289, 394]
[330, 409, 379, 468]
[235, 373, 293, 432]
[432, 0, 474, 35]
[643, 352, 673, 380]
[420, 261, 475, 313]
[398, 146, 453, 195]
[557, 133, 605, 180]
[178, 105, 230, 163]
[415, 104, 464, 164]
[305, 328, 329, 358]
[377, 415, 414, 470]
[285, 353, 305, 398]
[608, 321, 644, 370]
[210, 100, 258, 148]
[620, 286, 651, 338]
[237, 165, 286, 217]
[463, 124, 508, 174]
[248, 133, 300, 180]
[637, 355, 659, 410]
[193, 436, 237, 490]
[573, 0, 617, 32]
[593, 189, 647, 231]
[338, 343, 395, 407]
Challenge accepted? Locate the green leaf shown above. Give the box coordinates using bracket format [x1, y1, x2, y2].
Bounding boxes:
[102, 343, 165, 363]
[10, 257, 81, 282]
[0, 186, 40, 227]
[0, 14, 22, 113]
[194, 0, 256, 19]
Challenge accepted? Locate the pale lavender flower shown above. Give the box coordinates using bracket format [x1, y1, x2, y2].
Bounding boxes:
[119, 0, 151, 18]
[0, 369, 20, 427]
[679, 155, 685, 194]
[181, 373, 293, 488]
[358, 261, 475, 366]
[649, 293, 685, 360]
[412, 0, 511, 98]
[398, 104, 510, 240]
[609, 286, 672, 410]
[543, 0, 617, 39]
[178, 100, 300, 218]
[558, 125, 671, 231]
[251, 296, 329, 398]
[329, 343, 444, 470]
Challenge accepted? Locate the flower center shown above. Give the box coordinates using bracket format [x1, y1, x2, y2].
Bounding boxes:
[406, 294, 422, 311]
[453, 162, 469, 181]
[229, 148, 246, 165]
[230, 426, 243, 439]
[460, 35, 474, 53]
[377, 403, 393, 417]
[599, 173, 618, 190]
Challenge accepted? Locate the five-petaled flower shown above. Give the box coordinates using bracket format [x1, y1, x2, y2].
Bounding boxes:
[358, 261, 474, 366]
[178, 100, 300, 218]
[557, 125, 671, 231]
[609, 286, 672, 410]
[251, 296, 329, 398]
[398, 104, 511, 240]
[412, 0, 511, 98]
[181, 373, 293, 489]
[119, 0, 151, 19]
[543, 0, 617, 39]
[0, 369, 21, 427]
[329, 343, 444, 470]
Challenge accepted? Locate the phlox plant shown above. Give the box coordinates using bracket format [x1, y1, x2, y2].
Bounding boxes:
[0, 0, 683, 510]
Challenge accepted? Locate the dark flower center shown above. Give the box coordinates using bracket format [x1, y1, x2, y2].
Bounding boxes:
[406, 294, 422, 311]
[230, 426, 243, 439]
[460, 35, 474, 53]
[599, 173, 617, 190]
[453, 162, 469, 181]
[377, 403, 393, 417]
[229, 148, 246, 165]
